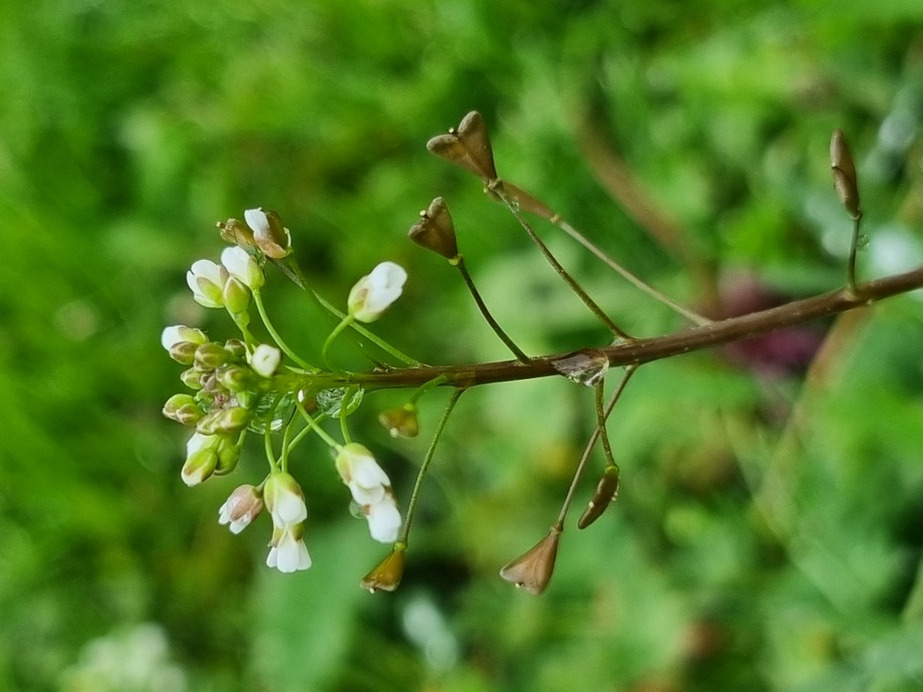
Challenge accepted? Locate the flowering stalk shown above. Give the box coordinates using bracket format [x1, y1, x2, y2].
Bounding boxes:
[251, 289, 315, 371]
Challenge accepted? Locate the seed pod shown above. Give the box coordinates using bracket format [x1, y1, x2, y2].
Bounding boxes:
[426, 111, 498, 181]
[577, 465, 620, 529]
[408, 197, 459, 260]
[830, 129, 861, 219]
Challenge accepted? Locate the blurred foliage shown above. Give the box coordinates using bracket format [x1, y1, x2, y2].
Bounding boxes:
[2, 0, 923, 690]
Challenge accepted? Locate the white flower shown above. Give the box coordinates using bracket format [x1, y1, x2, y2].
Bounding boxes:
[365, 495, 402, 543]
[244, 207, 291, 259]
[263, 472, 308, 526]
[218, 485, 263, 534]
[181, 432, 221, 486]
[335, 443, 391, 506]
[160, 325, 207, 351]
[186, 259, 228, 308]
[221, 246, 264, 290]
[347, 261, 407, 323]
[249, 344, 281, 378]
[266, 525, 312, 573]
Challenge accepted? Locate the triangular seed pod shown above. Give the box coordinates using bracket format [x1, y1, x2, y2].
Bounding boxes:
[408, 197, 459, 260]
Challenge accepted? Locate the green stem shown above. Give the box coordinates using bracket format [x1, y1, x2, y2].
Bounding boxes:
[322, 315, 354, 370]
[294, 399, 340, 450]
[491, 185, 633, 340]
[252, 289, 316, 371]
[312, 291, 422, 367]
[555, 366, 636, 526]
[397, 388, 464, 543]
[409, 375, 449, 406]
[454, 256, 531, 362]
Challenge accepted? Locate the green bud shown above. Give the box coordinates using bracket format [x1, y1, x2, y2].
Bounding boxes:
[224, 339, 247, 360]
[214, 436, 241, 475]
[181, 448, 218, 487]
[218, 218, 256, 251]
[222, 276, 251, 315]
[169, 341, 200, 365]
[217, 365, 256, 393]
[194, 343, 230, 372]
[378, 404, 419, 438]
[197, 407, 252, 435]
[163, 394, 204, 425]
[180, 367, 203, 390]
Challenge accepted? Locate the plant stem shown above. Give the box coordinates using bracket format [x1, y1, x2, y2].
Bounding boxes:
[491, 186, 634, 340]
[397, 388, 464, 543]
[555, 367, 636, 526]
[454, 256, 531, 362]
[252, 289, 316, 371]
[846, 214, 863, 296]
[287, 266, 923, 392]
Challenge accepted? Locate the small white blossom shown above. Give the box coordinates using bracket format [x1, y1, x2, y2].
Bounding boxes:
[335, 443, 391, 506]
[186, 259, 228, 308]
[365, 495, 402, 543]
[263, 472, 308, 526]
[266, 525, 312, 573]
[244, 207, 291, 259]
[347, 261, 407, 323]
[221, 246, 264, 290]
[249, 344, 282, 378]
[160, 325, 207, 351]
[218, 485, 263, 534]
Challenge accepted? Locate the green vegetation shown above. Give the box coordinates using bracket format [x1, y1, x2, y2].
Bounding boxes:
[2, 1, 923, 689]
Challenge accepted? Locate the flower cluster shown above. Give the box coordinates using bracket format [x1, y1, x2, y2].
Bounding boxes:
[162, 208, 408, 577]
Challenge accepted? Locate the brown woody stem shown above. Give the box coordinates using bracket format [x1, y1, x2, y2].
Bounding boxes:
[290, 267, 923, 393]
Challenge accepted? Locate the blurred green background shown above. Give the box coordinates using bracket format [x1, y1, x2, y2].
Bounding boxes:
[3, 1, 923, 689]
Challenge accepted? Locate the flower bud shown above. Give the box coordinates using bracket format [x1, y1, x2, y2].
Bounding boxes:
[577, 465, 620, 529]
[264, 472, 308, 526]
[426, 111, 498, 181]
[218, 484, 264, 534]
[249, 344, 282, 378]
[244, 208, 291, 259]
[408, 197, 459, 260]
[186, 260, 228, 309]
[221, 246, 264, 290]
[499, 526, 561, 595]
[214, 436, 241, 475]
[360, 543, 406, 593]
[830, 129, 861, 219]
[179, 367, 203, 390]
[222, 276, 251, 315]
[161, 325, 208, 352]
[168, 341, 200, 365]
[162, 394, 204, 426]
[378, 404, 419, 438]
[216, 365, 256, 392]
[196, 407, 252, 435]
[194, 343, 230, 372]
[224, 339, 247, 360]
[218, 218, 256, 250]
[347, 261, 407, 323]
[181, 447, 218, 487]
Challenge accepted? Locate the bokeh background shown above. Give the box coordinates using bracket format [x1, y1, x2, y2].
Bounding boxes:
[3, 1, 923, 689]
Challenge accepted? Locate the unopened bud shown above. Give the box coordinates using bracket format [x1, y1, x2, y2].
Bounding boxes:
[360, 543, 406, 593]
[216, 365, 256, 392]
[162, 394, 205, 426]
[196, 407, 252, 435]
[408, 197, 459, 260]
[378, 404, 419, 438]
[426, 111, 498, 181]
[499, 526, 561, 595]
[218, 218, 256, 250]
[222, 276, 251, 315]
[179, 367, 203, 390]
[830, 129, 862, 219]
[181, 447, 218, 487]
[577, 465, 620, 529]
[214, 436, 242, 475]
[168, 340, 200, 365]
[194, 343, 230, 372]
[224, 339, 247, 360]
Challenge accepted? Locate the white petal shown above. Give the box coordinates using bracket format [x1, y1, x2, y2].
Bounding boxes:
[249, 344, 281, 378]
[244, 208, 271, 235]
[366, 496, 402, 543]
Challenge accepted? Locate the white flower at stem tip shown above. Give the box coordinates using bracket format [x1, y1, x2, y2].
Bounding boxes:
[249, 344, 282, 378]
[161, 325, 207, 351]
[221, 246, 264, 290]
[365, 494, 402, 543]
[347, 261, 407, 323]
[186, 259, 228, 308]
[218, 485, 263, 534]
[266, 524, 312, 573]
[335, 443, 392, 506]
